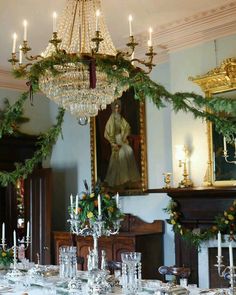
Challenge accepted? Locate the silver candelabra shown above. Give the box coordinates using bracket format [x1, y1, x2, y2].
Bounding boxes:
[1, 230, 31, 279]
[68, 201, 122, 294]
[215, 255, 236, 295]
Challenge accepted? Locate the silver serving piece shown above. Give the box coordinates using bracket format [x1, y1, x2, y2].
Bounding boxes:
[68, 195, 122, 295]
[215, 255, 236, 295]
[1, 232, 31, 279]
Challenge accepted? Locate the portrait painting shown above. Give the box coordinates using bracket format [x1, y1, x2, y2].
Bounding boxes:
[90, 88, 148, 195]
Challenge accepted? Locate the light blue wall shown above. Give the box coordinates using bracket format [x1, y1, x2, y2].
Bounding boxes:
[1, 33, 236, 267]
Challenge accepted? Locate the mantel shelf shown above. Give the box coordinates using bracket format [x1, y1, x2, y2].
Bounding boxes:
[147, 186, 236, 196]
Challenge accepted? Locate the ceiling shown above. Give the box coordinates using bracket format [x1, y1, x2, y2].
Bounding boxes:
[0, 0, 236, 73]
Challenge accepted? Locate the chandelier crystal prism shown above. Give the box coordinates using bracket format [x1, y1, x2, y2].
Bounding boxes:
[9, 0, 156, 124]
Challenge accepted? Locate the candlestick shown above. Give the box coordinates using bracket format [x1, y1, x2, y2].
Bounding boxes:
[95, 10, 100, 31]
[12, 33, 17, 54]
[217, 231, 222, 258]
[75, 194, 79, 215]
[19, 45, 22, 64]
[223, 136, 227, 151]
[149, 27, 153, 47]
[98, 194, 101, 216]
[53, 12, 57, 33]
[2, 222, 5, 244]
[229, 242, 234, 268]
[23, 20, 28, 41]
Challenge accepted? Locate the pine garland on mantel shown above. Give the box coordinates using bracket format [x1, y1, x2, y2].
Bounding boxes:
[1, 52, 235, 186]
[164, 199, 236, 247]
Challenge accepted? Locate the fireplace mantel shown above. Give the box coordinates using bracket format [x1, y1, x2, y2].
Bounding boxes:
[148, 186, 236, 287]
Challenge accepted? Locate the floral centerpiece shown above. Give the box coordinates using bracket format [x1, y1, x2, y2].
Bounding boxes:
[0, 248, 13, 268]
[69, 180, 124, 229]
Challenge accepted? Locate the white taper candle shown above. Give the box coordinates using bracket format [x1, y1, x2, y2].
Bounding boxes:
[217, 231, 221, 258]
[75, 194, 79, 215]
[53, 12, 57, 32]
[98, 194, 101, 216]
[13, 230, 16, 248]
[23, 20, 28, 41]
[229, 242, 234, 268]
[128, 15, 133, 36]
[2, 222, 5, 243]
[149, 27, 153, 46]
[12, 33, 17, 53]
[223, 136, 227, 151]
[95, 10, 100, 31]
[26, 221, 30, 239]
[70, 194, 73, 212]
[116, 192, 119, 208]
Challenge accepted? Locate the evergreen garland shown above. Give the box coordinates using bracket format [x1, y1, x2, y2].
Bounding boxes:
[0, 92, 28, 138]
[13, 52, 236, 140]
[164, 199, 236, 248]
[1, 51, 234, 187]
[0, 91, 65, 186]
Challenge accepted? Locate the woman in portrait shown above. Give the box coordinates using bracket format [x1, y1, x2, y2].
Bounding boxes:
[104, 99, 140, 188]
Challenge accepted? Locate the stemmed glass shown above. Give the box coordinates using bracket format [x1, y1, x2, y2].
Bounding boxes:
[121, 252, 142, 294]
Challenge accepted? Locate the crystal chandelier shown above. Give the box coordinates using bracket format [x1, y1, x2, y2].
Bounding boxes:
[9, 0, 156, 124]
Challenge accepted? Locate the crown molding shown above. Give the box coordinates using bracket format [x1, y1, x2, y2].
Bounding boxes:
[136, 1, 236, 64]
[0, 69, 27, 91]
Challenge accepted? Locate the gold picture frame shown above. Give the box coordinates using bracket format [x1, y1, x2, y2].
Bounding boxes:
[90, 88, 148, 195]
[190, 58, 236, 186]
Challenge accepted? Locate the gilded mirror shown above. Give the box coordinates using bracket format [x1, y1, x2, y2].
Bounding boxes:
[190, 58, 236, 186]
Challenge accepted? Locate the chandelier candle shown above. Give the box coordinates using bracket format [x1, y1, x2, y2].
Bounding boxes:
[23, 20, 28, 41]
[53, 12, 57, 33]
[12, 33, 17, 53]
[128, 14, 133, 36]
[149, 27, 153, 46]
[95, 10, 100, 31]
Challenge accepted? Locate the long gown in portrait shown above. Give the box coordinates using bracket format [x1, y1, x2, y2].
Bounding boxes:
[104, 113, 140, 187]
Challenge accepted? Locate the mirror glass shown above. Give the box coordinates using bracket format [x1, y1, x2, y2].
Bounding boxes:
[211, 90, 236, 184]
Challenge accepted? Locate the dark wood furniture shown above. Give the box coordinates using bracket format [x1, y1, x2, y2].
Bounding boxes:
[148, 187, 236, 287]
[53, 214, 164, 279]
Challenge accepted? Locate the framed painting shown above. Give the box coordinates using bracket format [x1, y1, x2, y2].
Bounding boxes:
[190, 57, 236, 186]
[90, 88, 148, 195]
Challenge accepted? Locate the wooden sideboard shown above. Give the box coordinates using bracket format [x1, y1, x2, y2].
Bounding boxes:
[53, 215, 164, 279]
